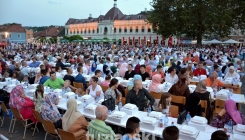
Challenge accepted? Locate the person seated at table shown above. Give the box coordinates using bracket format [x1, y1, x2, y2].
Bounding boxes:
[121, 117, 140, 140]
[40, 93, 62, 129]
[104, 78, 122, 103]
[29, 57, 41, 68]
[134, 64, 141, 74]
[22, 75, 29, 83]
[165, 67, 179, 85]
[178, 68, 190, 84]
[185, 92, 202, 117]
[86, 77, 104, 100]
[43, 71, 64, 89]
[88, 105, 116, 140]
[224, 66, 240, 80]
[206, 71, 237, 89]
[168, 75, 190, 112]
[119, 62, 128, 77]
[149, 74, 164, 93]
[74, 66, 87, 91]
[126, 80, 155, 111]
[124, 64, 135, 80]
[34, 70, 42, 84]
[103, 65, 111, 76]
[62, 98, 89, 140]
[139, 65, 150, 81]
[0, 71, 9, 82]
[162, 126, 179, 140]
[94, 70, 102, 85]
[55, 66, 62, 78]
[90, 62, 97, 74]
[15, 68, 24, 82]
[186, 64, 193, 78]
[56, 57, 69, 68]
[75, 88, 83, 96]
[211, 99, 245, 127]
[62, 80, 72, 93]
[43, 60, 52, 72]
[209, 64, 222, 77]
[145, 65, 152, 78]
[9, 85, 37, 123]
[152, 65, 164, 78]
[193, 62, 207, 76]
[158, 93, 172, 115]
[193, 80, 211, 122]
[101, 75, 111, 87]
[127, 74, 142, 90]
[39, 69, 50, 84]
[211, 130, 228, 140]
[63, 68, 75, 86]
[34, 84, 45, 112]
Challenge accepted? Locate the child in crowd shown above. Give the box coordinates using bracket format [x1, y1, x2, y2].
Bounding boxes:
[121, 117, 140, 140]
[62, 80, 72, 93]
[158, 93, 172, 115]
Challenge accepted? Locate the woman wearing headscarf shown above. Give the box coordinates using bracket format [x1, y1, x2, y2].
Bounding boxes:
[134, 64, 141, 74]
[62, 99, 89, 140]
[110, 66, 117, 77]
[127, 74, 142, 90]
[211, 99, 245, 127]
[185, 93, 202, 117]
[9, 85, 36, 123]
[90, 62, 97, 74]
[119, 63, 128, 77]
[40, 93, 62, 129]
[193, 80, 211, 122]
[103, 65, 110, 76]
[224, 66, 240, 80]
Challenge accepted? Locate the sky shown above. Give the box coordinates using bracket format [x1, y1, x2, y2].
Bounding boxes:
[0, 0, 152, 26]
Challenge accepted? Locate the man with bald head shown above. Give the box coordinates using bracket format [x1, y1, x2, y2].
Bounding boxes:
[88, 105, 116, 140]
[206, 71, 237, 89]
[126, 79, 155, 111]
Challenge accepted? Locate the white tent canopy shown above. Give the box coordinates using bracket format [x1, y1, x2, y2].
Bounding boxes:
[223, 39, 240, 44]
[206, 39, 222, 44]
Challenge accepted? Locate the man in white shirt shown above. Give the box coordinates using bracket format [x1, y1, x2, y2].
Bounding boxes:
[96, 59, 104, 75]
[20, 61, 29, 76]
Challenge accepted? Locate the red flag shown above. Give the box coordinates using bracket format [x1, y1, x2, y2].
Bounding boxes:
[168, 37, 173, 46]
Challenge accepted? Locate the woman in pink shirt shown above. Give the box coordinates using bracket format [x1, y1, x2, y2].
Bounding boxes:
[100, 75, 111, 87]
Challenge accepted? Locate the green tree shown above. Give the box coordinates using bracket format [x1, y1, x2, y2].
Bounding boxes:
[147, 0, 245, 47]
[62, 35, 83, 42]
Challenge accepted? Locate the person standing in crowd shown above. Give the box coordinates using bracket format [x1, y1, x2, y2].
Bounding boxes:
[43, 71, 64, 89]
[126, 80, 155, 111]
[139, 65, 150, 81]
[88, 105, 116, 140]
[124, 64, 135, 80]
[62, 99, 89, 140]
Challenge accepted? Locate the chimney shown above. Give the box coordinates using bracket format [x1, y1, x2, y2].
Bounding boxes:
[114, 0, 117, 8]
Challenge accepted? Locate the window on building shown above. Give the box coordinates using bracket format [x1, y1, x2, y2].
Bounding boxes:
[9, 34, 11, 38]
[136, 26, 138, 32]
[18, 34, 21, 38]
[85, 29, 86, 34]
[114, 28, 116, 33]
[80, 30, 83, 34]
[77, 30, 79, 34]
[28, 34, 30, 39]
[124, 27, 127, 33]
[73, 31, 75, 34]
[93, 29, 95, 33]
[70, 32, 72, 34]
[97, 28, 99, 33]
[119, 28, 121, 33]
[88, 29, 90, 33]
[142, 26, 144, 32]
[148, 27, 151, 32]
[130, 27, 133, 33]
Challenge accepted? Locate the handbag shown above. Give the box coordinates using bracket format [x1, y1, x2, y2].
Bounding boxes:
[177, 110, 187, 124]
[102, 95, 115, 111]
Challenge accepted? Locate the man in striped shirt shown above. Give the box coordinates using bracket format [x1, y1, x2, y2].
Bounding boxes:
[88, 105, 116, 140]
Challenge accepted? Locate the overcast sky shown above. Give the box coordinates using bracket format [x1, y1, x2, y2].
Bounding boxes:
[0, 0, 152, 26]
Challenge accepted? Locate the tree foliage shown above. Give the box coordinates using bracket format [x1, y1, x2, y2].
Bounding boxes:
[63, 35, 83, 42]
[147, 0, 245, 47]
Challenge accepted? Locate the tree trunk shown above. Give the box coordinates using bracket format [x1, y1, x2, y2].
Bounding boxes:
[197, 30, 202, 48]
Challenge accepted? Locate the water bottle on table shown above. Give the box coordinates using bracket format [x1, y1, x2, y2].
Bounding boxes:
[164, 114, 169, 127]
[83, 100, 87, 108]
[186, 112, 191, 125]
[227, 119, 233, 133]
[147, 105, 151, 115]
[164, 83, 168, 91]
[118, 99, 122, 111]
[159, 119, 163, 128]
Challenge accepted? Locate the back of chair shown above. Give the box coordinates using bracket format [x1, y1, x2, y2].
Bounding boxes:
[57, 128, 76, 140]
[32, 109, 44, 123]
[0, 102, 8, 115]
[171, 95, 186, 105]
[101, 85, 109, 93]
[42, 119, 57, 135]
[150, 92, 161, 99]
[73, 82, 84, 89]
[125, 89, 129, 97]
[170, 105, 179, 118]
[10, 107, 23, 120]
[121, 97, 126, 106]
[200, 100, 207, 117]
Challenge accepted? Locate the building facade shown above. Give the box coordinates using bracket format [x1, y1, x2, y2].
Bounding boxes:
[0, 24, 27, 44]
[65, 0, 177, 45]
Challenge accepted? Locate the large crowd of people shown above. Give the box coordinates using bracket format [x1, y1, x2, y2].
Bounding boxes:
[0, 43, 245, 140]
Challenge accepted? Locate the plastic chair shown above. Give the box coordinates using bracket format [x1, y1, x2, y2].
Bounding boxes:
[213, 99, 225, 117]
[170, 105, 179, 118]
[57, 128, 76, 140]
[124, 89, 129, 97]
[121, 97, 126, 106]
[150, 92, 162, 99]
[73, 82, 84, 89]
[42, 119, 59, 140]
[9, 107, 34, 139]
[100, 85, 109, 93]
[0, 102, 9, 127]
[200, 100, 207, 117]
